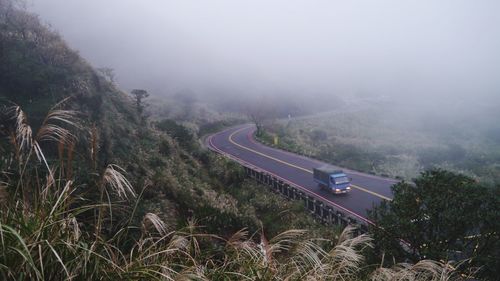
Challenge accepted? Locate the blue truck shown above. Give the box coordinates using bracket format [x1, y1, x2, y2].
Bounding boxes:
[313, 166, 351, 194]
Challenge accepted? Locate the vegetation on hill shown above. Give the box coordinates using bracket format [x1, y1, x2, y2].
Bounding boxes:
[370, 170, 500, 279]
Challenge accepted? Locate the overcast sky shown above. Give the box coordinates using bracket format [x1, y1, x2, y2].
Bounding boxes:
[29, 0, 500, 106]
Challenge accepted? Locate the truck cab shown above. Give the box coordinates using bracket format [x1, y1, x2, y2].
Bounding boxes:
[313, 167, 351, 194]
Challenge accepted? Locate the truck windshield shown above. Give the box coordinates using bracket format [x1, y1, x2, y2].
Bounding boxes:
[334, 176, 350, 184]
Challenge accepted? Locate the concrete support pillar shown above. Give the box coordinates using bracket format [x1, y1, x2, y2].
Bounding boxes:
[315, 201, 322, 216]
[307, 196, 314, 211]
[328, 208, 335, 224]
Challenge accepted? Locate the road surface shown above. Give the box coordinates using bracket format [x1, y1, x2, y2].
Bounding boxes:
[207, 124, 399, 224]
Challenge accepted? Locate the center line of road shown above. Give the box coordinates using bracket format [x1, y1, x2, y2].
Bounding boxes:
[228, 126, 392, 201]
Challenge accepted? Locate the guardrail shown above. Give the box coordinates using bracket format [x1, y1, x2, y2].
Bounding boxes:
[207, 133, 370, 234]
[242, 166, 368, 234]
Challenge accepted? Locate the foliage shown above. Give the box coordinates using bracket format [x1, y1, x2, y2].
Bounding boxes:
[197, 119, 245, 137]
[130, 89, 149, 115]
[369, 169, 499, 279]
[155, 119, 196, 151]
[244, 98, 282, 137]
[0, 1, 106, 123]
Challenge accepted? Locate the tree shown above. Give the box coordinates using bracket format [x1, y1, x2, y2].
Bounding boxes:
[245, 99, 276, 136]
[369, 169, 499, 278]
[130, 89, 149, 114]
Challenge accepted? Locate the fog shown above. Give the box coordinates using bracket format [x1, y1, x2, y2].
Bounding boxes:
[29, 0, 500, 112]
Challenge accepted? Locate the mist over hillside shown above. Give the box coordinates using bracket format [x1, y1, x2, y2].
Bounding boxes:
[29, 0, 500, 115]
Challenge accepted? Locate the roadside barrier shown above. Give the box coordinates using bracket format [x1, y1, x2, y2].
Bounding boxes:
[243, 166, 368, 234]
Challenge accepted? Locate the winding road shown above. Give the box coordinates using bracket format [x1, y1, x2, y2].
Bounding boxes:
[207, 124, 399, 224]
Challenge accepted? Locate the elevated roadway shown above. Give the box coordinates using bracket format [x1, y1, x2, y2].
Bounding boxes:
[207, 124, 398, 225]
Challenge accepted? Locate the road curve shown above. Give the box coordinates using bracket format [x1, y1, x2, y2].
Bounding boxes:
[207, 124, 399, 224]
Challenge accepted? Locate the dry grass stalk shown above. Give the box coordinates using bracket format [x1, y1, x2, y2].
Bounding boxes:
[9, 106, 32, 161]
[36, 97, 80, 142]
[319, 226, 373, 279]
[224, 229, 261, 266]
[66, 139, 76, 179]
[102, 164, 136, 200]
[89, 124, 99, 170]
[142, 213, 168, 236]
[33, 107, 78, 170]
[66, 215, 81, 242]
[4, 100, 79, 184]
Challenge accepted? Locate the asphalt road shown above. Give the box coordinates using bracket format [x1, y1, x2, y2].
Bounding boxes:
[207, 124, 399, 224]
